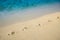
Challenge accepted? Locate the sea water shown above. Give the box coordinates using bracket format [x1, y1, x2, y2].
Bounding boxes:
[0, 0, 60, 27]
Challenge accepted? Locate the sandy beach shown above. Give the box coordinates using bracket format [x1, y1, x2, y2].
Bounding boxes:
[0, 12, 60, 40]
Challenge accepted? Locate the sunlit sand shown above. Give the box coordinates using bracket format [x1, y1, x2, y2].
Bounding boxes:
[0, 12, 60, 40]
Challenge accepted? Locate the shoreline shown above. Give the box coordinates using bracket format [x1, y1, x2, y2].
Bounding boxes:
[0, 12, 60, 40]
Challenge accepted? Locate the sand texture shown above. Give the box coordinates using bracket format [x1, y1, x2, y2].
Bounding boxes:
[0, 12, 60, 40]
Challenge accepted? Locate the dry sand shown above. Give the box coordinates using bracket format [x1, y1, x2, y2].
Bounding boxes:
[0, 12, 60, 40]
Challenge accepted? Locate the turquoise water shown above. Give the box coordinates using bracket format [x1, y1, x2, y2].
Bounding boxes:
[0, 0, 60, 27]
[0, 0, 60, 11]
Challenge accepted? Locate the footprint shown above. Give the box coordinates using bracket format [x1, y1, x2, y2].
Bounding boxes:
[11, 31, 15, 35]
[57, 16, 60, 19]
[38, 24, 40, 26]
[8, 34, 10, 36]
[48, 20, 52, 22]
[22, 27, 28, 31]
[24, 27, 28, 29]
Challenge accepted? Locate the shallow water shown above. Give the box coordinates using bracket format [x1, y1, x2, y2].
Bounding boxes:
[0, 0, 60, 27]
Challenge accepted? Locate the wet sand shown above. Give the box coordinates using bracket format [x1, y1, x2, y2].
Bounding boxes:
[0, 12, 60, 40]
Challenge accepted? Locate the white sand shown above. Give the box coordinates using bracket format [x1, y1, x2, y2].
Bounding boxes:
[0, 12, 60, 40]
